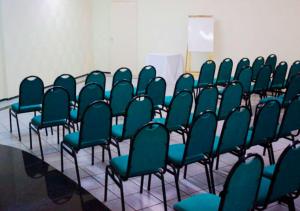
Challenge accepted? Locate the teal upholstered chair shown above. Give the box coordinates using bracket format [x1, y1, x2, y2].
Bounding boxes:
[255, 142, 300, 210]
[269, 61, 288, 93]
[215, 58, 233, 86]
[237, 66, 252, 108]
[105, 67, 132, 99]
[265, 54, 277, 72]
[164, 73, 194, 108]
[252, 56, 265, 81]
[233, 57, 250, 80]
[246, 100, 281, 164]
[85, 70, 106, 89]
[193, 60, 216, 92]
[174, 154, 264, 211]
[61, 101, 112, 186]
[154, 90, 193, 143]
[110, 80, 134, 124]
[54, 74, 76, 106]
[190, 85, 218, 124]
[135, 65, 156, 95]
[168, 112, 218, 200]
[145, 77, 166, 117]
[9, 76, 44, 141]
[217, 81, 243, 120]
[29, 87, 70, 160]
[70, 83, 104, 130]
[104, 123, 170, 211]
[250, 65, 272, 98]
[214, 106, 251, 171]
[286, 60, 300, 86]
[111, 95, 153, 156]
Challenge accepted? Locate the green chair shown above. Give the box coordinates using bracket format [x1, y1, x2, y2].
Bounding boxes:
[233, 57, 250, 80]
[111, 95, 153, 156]
[252, 56, 265, 81]
[168, 111, 217, 200]
[61, 101, 112, 186]
[135, 65, 156, 95]
[9, 76, 44, 141]
[214, 106, 251, 171]
[85, 70, 106, 89]
[256, 142, 300, 210]
[154, 90, 193, 143]
[164, 73, 194, 107]
[105, 67, 132, 99]
[190, 85, 218, 124]
[110, 80, 134, 124]
[70, 83, 104, 130]
[217, 82, 243, 120]
[193, 60, 216, 92]
[215, 58, 233, 86]
[145, 77, 166, 117]
[237, 66, 252, 108]
[29, 87, 70, 160]
[250, 65, 272, 99]
[104, 123, 170, 211]
[269, 61, 288, 94]
[265, 54, 277, 72]
[246, 100, 281, 164]
[286, 60, 300, 86]
[54, 74, 76, 105]
[174, 154, 264, 211]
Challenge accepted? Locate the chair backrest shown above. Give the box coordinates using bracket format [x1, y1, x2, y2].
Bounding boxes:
[110, 80, 133, 116]
[265, 54, 277, 72]
[250, 100, 281, 146]
[54, 74, 76, 103]
[126, 123, 170, 177]
[287, 60, 300, 84]
[41, 87, 70, 125]
[19, 76, 44, 109]
[79, 101, 111, 148]
[166, 91, 193, 130]
[270, 61, 288, 90]
[173, 73, 194, 95]
[282, 73, 300, 106]
[219, 154, 264, 211]
[85, 70, 106, 90]
[197, 60, 216, 87]
[234, 58, 250, 80]
[216, 107, 251, 154]
[145, 77, 166, 109]
[183, 112, 217, 165]
[77, 83, 104, 121]
[216, 58, 233, 85]
[237, 66, 252, 94]
[252, 56, 265, 81]
[278, 95, 300, 138]
[123, 96, 153, 138]
[267, 142, 300, 203]
[252, 65, 272, 93]
[136, 65, 156, 94]
[218, 82, 243, 120]
[112, 67, 132, 86]
[194, 85, 218, 118]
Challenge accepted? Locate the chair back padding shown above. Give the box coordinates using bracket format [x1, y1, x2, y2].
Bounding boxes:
[77, 83, 104, 120]
[166, 91, 193, 130]
[234, 58, 250, 80]
[252, 65, 272, 93]
[216, 58, 233, 85]
[218, 82, 243, 120]
[282, 73, 300, 105]
[85, 70, 106, 90]
[287, 60, 300, 84]
[194, 85, 218, 117]
[123, 96, 153, 138]
[237, 66, 252, 94]
[265, 54, 277, 72]
[42, 87, 69, 125]
[270, 62, 288, 90]
[54, 74, 76, 103]
[145, 77, 166, 109]
[174, 73, 194, 95]
[19, 76, 44, 108]
[136, 65, 156, 94]
[79, 101, 111, 147]
[112, 67, 132, 86]
[252, 56, 265, 81]
[197, 60, 216, 87]
[127, 123, 169, 177]
[110, 80, 133, 116]
[219, 154, 264, 211]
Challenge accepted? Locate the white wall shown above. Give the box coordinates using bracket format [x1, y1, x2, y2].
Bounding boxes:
[0, 0, 6, 99]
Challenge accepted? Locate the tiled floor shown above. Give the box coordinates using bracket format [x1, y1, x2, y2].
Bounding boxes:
[0, 79, 299, 210]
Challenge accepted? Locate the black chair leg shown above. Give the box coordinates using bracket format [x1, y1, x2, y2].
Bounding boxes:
[9, 109, 12, 133]
[161, 173, 167, 211]
[51, 126, 53, 135]
[91, 146, 94, 165]
[104, 166, 109, 201]
[57, 126, 60, 144]
[147, 174, 152, 191]
[209, 160, 216, 194]
[29, 123, 33, 149]
[61, 144, 64, 172]
[102, 147, 105, 162]
[107, 144, 112, 160]
[16, 113, 21, 141]
[45, 128, 48, 136]
[140, 175, 144, 193]
[204, 163, 212, 193]
[116, 141, 121, 156]
[73, 150, 81, 187]
[215, 155, 220, 170]
[120, 180, 125, 211]
[174, 168, 181, 201]
[37, 129, 44, 160]
[183, 165, 188, 179]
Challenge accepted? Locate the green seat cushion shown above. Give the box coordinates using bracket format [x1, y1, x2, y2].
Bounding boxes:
[11, 103, 41, 113]
[70, 109, 78, 122]
[256, 177, 271, 205]
[259, 96, 283, 104]
[168, 144, 185, 166]
[76, 95, 79, 102]
[31, 115, 67, 128]
[263, 165, 275, 178]
[246, 129, 253, 146]
[193, 80, 198, 88]
[112, 124, 124, 138]
[105, 90, 111, 99]
[63, 132, 108, 150]
[174, 193, 220, 211]
[153, 117, 166, 125]
[164, 96, 172, 107]
[218, 87, 225, 94]
[188, 113, 193, 125]
[110, 155, 129, 177]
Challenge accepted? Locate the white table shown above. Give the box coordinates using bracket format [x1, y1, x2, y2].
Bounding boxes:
[145, 53, 184, 87]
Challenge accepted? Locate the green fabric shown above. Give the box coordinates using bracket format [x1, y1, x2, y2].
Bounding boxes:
[193, 80, 198, 88]
[110, 155, 129, 177]
[145, 77, 166, 109]
[196, 60, 216, 87]
[85, 71, 105, 89]
[174, 74, 194, 95]
[153, 117, 166, 125]
[174, 193, 220, 211]
[112, 67, 132, 86]
[256, 177, 271, 205]
[287, 60, 300, 84]
[110, 81, 133, 116]
[194, 87, 218, 116]
[234, 58, 250, 80]
[216, 58, 233, 85]
[19, 76, 44, 109]
[259, 96, 283, 104]
[70, 109, 78, 122]
[270, 62, 287, 90]
[112, 124, 123, 138]
[31, 115, 66, 128]
[282, 74, 300, 106]
[105, 90, 110, 99]
[263, 165, 275, 178]
[54, 75, 76, 102]
[237, 67, 252, 94]
[63, 132, 108, 150]
[136, 65, 156, 94]
[251, 65, 272, 93]
[188, 113, 193, 125]
[168, 144, 185, 166]
[11, 103, 41, 113]
[164, 96, 172, 107]
[265, 54, 277, 71]
[252, 57, 265, 81]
